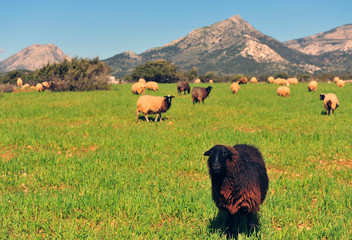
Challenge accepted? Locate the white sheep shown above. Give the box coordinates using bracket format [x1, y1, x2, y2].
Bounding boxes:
[308, 80, 318, 92]
[17, 78, 23, 87]
[267, 76, 275, 83]
[250, 77, 258, 83]
[194, 78, 201, 84]
[145, 81, 159, 91]
[36, 83, 44, 92]
[136, 95, 175, 122]
[337, 80, 345, 88]
[131, 82, 145, 95]
[277, 86, 290, 97]
[230, 82, 240, 94]
[287, 78, 298, 84]
[320, 93, 339, 115]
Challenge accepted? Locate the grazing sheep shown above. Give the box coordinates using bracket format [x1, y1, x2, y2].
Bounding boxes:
[138, 78, 146, 84]
[42, 81, 52, 90]
[277, 86, 290, 97]
[132, 82, 145, 95]
[230, 82, 240, 94]
[209, 79, 214, 84]
[308, 80, 318, 92]
[145, 81, 159, 91]
[135, 95, 175, 122]
[267, 76, 275, 83]
[238, 77, 247, 84]
[333, 76, 340, 84]
[250, 77, 258, 83]
[194, 78, 201, 84]
[273, 78, 288, 85]
[320, 93, 339, 115]
[204, 144, 269, 239]
[337, 80, 345, 88]
[287, 78, 298, 84]
[192, 86, 213, 104]
[21, 83, 30, 89]
[17, 78, 23, 87]
[177, 81, 190, 95]
[36, 83, 44, 92]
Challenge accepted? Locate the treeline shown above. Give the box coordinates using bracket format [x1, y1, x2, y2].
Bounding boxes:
[0, 57, 111, 91]
[124, 60, 352, 83]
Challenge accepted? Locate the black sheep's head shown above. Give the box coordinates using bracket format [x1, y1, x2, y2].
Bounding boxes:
[206, 86, 213, 94]
[319, 94, 325, 100]
[164, 95, 175, 105]
[204, 145, 234, 174]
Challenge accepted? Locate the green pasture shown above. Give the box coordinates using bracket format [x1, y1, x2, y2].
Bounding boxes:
[0, 82, 351, 239]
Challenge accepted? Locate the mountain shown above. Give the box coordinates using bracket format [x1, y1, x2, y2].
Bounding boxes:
[284, 24, 352, 55]
[104, 15, 326, 77]
[0, 43, 71, 72]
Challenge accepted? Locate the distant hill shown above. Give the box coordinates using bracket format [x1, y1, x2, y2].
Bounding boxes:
[104, 15, 332, 77]
[284, 24, 352, 55]
[0, 43, 71, 72]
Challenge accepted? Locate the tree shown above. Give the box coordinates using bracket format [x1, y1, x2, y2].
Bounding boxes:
[130, 60, 180, 83]
[186, 67, 198, 81]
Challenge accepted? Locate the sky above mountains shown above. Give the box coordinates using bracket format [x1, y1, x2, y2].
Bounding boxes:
[1, 0, 351, 61]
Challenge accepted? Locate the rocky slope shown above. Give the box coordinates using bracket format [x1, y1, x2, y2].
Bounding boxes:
[0, 43, 71, 72]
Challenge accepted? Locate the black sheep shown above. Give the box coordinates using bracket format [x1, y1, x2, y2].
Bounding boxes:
[192, 86, 213, 104]
[204, 144, 269, 239]
[177, 81, 190, 94]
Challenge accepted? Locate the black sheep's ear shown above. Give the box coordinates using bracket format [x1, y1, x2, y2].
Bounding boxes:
[204, 150, 211, 156]
[171, 96, 175, 99]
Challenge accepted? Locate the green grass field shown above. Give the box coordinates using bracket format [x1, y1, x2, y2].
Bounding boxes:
[1, 82, 351, 239]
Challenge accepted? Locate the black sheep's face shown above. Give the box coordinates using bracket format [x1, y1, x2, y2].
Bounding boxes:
[164, 95, 175, 105]
[320, 94, 325, 100]
[206, 86, 213, 93]
[204, 145, 234, 174]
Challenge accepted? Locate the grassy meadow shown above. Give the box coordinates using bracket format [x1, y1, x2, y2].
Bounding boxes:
[0, 82, 351, 239]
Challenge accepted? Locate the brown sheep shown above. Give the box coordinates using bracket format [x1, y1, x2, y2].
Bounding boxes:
[136, 95, 175, 122]
[308, 80, 318, 92]
[192, 86, 213, 104]
[277, 86, 290, 97]
[177, 81, 190, 94]
[238, 77, 247, 84]
[204, 144, 269, 239]
[131, 82, 145, 95]
[320, 93, 339, 115]
[145, 81, 159, 91]
[230, 82, 240, 94]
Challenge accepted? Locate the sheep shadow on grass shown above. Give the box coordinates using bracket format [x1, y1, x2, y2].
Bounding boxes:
[208, 211, 261, 239]
[136, 115, 169, 122]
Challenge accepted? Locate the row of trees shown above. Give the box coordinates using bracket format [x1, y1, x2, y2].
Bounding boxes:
[0, 57, 111, 91]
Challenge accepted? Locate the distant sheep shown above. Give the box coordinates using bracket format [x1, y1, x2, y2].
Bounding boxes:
[131, 82, 145, 95]
[135, 95, 175, 122]
[230, 82, 240, 94]
[36, 83, 44, 92]
[238, 77, 247, 84]
[274, 78, 288, 85]
[204, 144, 269, 239]
[192, 86, 213, 104]
[177, 81, 190, 94]
[194, 78, 201, 84]
[17, 78, 23, 87]
[287, 78, 298, 84]
[250, 77, 258, 83]
[209, 79, 214, 84]
[267, 76, 275, 83]
[21, 83, 30, 89]
[333, 76, 340, 84]
[308, 80, 318, 92]
[42, 81, 52, 90]
[277, 86, 290, 97]
[145, 81, 159, 91]
[138, 78, 146, 84]
[337, 80, 345, 88]
[320, 93, 339, 115]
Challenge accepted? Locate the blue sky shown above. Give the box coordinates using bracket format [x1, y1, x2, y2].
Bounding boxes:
[0, 0, 351, 61]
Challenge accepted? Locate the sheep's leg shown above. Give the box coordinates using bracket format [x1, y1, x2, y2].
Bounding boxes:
[135, 111, 140, 123]
[226, 214, 238, 240]
[247, 213, 258, 237]
[155, 113, 159, 122]
[159, 113, 162, 122]
[144, 114, 149, 122]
